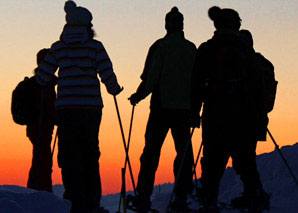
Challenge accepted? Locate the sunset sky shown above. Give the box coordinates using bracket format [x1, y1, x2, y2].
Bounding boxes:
[0, 0, 297, 195]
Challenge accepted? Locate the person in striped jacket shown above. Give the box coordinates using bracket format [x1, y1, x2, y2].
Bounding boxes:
[36, 1, 122, 213]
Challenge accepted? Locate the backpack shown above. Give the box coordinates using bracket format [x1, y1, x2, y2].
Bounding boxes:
[209, 42, 255, 109]
[255, 53, 277, 113]
[11, 77, 37, 125]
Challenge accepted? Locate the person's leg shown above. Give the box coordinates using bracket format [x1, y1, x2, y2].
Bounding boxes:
[27, 124, 39, 190]
[170, 110, 193, 207]
[231, 141, 269, 210]
[80, 109, 102, 211]
[200, 141, 230, 208]
[37, 125, 54, 192]
[57, 109, 88, 213]
[232, 142, 263, 194]
[136, 109, 169, 207]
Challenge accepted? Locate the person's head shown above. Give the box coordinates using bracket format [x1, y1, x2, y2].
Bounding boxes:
[165, 7, 184, 33]
[240, 29, 254, 47]
[63, 1, 95, 39]
[34, 48, 49, 75]
[208, 6, 241, 31]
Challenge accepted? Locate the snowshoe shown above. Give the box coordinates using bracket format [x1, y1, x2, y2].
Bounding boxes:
[126, 195, 159, 213]
[231, 191, 270, 212]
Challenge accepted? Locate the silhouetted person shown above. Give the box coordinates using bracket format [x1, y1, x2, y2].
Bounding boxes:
[192, 6, 270, 212]
[27, 48, 56, 192]
[239, 29, 277, 142]
[36, 1, 122, 213]
[128, 7, 196, 212]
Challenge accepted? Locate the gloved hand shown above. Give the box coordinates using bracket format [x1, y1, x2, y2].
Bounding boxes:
[190, 112, 201, 128]
[113, 86, 124, 96]
[128, 93, 141, 106]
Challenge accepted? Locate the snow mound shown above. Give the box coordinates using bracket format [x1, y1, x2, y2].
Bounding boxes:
[0, 185, 70, 213]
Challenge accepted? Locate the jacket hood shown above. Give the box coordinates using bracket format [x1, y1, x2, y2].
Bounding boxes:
[61, 26, 89, 44]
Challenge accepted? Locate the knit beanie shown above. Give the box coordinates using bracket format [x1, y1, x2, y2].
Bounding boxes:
[64, 1, 93, 26]
[208, 6, 241, 30]
[36, 48, 49, 65]
[165, 7, 184, 31]
[166, 7, 184, 24]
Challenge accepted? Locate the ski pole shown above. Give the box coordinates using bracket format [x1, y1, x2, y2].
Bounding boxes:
[189, 129, 199, 196]
[51, 128, 58, 158]
[116, 168, 127, 213]
[166, 128, 195, 212]
[267, 129, 298, 188]
[117, 105, 136, 212]
[193, 141, 203, 179]
[113, 96, 137, 195]
[122, 168, 127, 213]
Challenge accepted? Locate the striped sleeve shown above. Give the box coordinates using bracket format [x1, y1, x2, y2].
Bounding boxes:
[95, 42, 120, 95]
[36, 50, 58, 86]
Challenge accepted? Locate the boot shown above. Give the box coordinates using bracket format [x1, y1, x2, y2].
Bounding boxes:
[199, 193, 219, 213]
[231, 193, 251, 209]
[126, 194, 152, 212]
[251, 190, 270, 211]
[171, 196, 192, 212]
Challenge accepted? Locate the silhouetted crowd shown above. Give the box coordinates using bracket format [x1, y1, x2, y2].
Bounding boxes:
[11, 1, 277, 213]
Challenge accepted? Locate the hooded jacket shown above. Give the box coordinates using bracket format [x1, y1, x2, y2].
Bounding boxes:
[36, 25, 120, 109]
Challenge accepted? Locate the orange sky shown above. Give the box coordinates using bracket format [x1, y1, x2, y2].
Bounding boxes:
[0, 0, 297, 195]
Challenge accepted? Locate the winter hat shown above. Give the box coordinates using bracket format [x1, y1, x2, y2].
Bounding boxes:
[165, 7, 184, 31]
[208, 6, 241, 30]
[36, 48, 49, 65]
[166, 7, 184, 23]
[64, 1, 93, 26]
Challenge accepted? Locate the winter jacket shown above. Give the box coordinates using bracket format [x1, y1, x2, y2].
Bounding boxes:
[36, 25, 120, 109]
[192, 30, 260, 142]
[137, 31, 196, 110]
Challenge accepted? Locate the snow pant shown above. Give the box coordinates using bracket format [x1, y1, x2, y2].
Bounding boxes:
[27, 123, 54, 192]
[136, 108, 193, 202]
[200, 139, 263, 205]
[57, 108, 102, 213]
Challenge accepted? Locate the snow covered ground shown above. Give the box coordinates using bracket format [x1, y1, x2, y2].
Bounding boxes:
[0, 185, 70, 213]
[1, 143, 298, 213]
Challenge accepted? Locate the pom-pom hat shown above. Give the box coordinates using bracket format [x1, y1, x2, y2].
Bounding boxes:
[64, 0, 93, 26]
[166, 6, 184, 23]
[208, 6, 241, 30]
[165, 7, 184, 32]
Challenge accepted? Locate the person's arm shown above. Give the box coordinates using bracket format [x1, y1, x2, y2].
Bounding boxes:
[142, 46, 163, 98]
[96, 42, 122, 95]
[36, 50, 58, 86]
[129, 41, 160, 105]
[191, 42, 209, 115]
